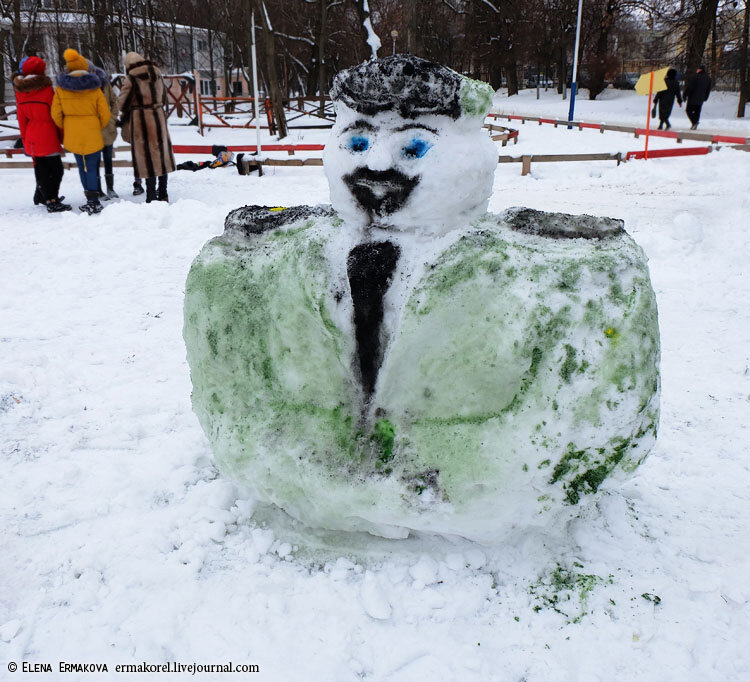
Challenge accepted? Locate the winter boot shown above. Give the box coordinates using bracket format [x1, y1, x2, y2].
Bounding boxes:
[79, 190, 103, 215]
[133, 179, 144, 196]
[105, 173, 118, 199]
[46, 198, 72, 213]
[97, 175, 109, 200]
[157, 175, 168, 203]
[33, 185, 44, 205]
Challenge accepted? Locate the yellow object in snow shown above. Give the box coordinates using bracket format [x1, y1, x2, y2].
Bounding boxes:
[635, 67, 670, 96]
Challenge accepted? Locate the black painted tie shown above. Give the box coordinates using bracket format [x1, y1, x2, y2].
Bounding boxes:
[347, 241, 401, 398]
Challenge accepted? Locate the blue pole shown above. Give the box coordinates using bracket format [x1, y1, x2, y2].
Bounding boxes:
[568, 0, 584, 129]
[567, 81, 577, 129]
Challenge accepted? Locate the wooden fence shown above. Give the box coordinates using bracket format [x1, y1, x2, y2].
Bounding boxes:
[196, 95, 335, 135]
[2, 122, 745, 175]
[494, 112, 750, 147]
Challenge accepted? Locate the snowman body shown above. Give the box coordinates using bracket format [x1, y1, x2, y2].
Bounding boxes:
[184, 201, 659, 541]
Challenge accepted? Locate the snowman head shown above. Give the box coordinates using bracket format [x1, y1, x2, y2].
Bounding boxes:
[324, 56, 498, 235]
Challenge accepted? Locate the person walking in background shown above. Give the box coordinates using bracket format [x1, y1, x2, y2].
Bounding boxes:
[117, 52, 175, 203]
[684, 65, 711, 130]
[652, 68, 682, 130]
[14, 56, 71, 212]
[51, 49, 110, 214]
[87, 60, 119, 199]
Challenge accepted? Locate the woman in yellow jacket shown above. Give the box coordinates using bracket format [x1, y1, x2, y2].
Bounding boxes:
[51, 49, 110, 214]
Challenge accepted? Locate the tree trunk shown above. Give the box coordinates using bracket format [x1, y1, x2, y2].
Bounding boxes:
[588, 1, 616, 100]
[710, 11, 717, 78]
[92, 0, 108, 68]
[506, 54, 519, 96]
[739, 1, 749, 117]
[406, 0, 423, 57]
[685, 0, 721, 76]
[0, 31, 6, 118]
[352, 0, 381, 59]
[317, 0, 328, 116]
[488, 50, 503, 91]
[254, 0, 288, 138]
[557, 44, 566, 95]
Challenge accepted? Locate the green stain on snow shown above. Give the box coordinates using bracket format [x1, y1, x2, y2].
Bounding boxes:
[459, 76, 494, 118]
[372, 419, 396, 467]
[183, 207, 660, 535]
[560, 344, 578, 383]
[549, 437, 635, 505]
[530, 563, 612, 624]
[558, 262, 582, 290]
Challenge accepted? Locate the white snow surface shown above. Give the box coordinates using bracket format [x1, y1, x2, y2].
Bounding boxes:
[361, 0, 382, 59]
[324, 103, 497, 234]
[494, 85, 750, 134]
[1, 109, 750, 680]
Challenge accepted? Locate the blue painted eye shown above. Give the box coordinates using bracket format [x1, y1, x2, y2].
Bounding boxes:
[402, 138, 432, 159]
[347, 135, 370, 153]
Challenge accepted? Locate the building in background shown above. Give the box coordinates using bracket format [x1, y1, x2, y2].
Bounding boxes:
[2, 8, 228, 102]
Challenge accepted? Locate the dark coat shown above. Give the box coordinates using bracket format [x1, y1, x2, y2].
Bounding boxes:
[653, 77, 682, 120]
[14, 74, 63, 158]
[117, 60, 175, 179]
[89, 64, 119, 146]
[684, 71, 711, 106]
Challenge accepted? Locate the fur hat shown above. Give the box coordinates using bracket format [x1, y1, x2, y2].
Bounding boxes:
[63, 48, 88, 73]
[124, 51, 145, 70]
[21, 56, 46, 75]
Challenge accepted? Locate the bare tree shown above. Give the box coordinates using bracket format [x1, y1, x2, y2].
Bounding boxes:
[583, 0, 619, 99]
[684, 0, 721, 75]
[351, 0, 381, 58]
[255, 0, 288, 137]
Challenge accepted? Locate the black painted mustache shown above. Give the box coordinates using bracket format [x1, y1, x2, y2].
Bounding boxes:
[343, 167, 420, 218]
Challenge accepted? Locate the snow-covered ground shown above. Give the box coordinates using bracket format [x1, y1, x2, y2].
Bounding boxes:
[494, 86, 750, 135]
[1, 108, 749, 681]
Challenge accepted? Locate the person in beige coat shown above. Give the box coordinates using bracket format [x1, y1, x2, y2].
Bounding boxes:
[117, 51, 175, 202]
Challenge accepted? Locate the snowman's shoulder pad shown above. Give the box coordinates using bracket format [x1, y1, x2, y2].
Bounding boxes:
[224, 204, 336, 237]
[499, 207, 624, 240]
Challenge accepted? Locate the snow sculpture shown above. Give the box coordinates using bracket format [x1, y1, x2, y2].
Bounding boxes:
[183, 56, 660, 542]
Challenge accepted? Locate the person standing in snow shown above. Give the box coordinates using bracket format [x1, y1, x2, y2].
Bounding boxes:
[87, 60, 119, 199]
[51, 49, 110, 214]
[13, 56, 71, 212]
[652, 68, 682, 130]
[683, 65, 711, 130]
[117, 52, 175, 203]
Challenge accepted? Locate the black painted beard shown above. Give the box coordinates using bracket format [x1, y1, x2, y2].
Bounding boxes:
[343, 167, 420, 219]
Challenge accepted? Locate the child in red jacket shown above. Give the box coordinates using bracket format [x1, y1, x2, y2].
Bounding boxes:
[14, 56, 71, 212]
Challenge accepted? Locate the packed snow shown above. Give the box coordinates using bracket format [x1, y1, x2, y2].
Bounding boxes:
[494, 85, 749, 134]
[1, 89, 749, 680]
[184, 58, 660, 543]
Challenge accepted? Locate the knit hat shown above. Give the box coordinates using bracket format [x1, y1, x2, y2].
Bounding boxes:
[63, 48, 88, 72]
[21, 56, 46, 75]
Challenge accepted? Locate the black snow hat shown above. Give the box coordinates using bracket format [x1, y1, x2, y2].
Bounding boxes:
[331, 55, 470, 120]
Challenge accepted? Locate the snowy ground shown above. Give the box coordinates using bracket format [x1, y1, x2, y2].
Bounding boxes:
[494, 86, 749, 135]
[1, 108, 749, 681]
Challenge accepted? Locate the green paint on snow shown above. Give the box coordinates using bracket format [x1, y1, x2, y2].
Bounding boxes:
[459, 76, 494, 118]
[183, 206, 660, 538]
